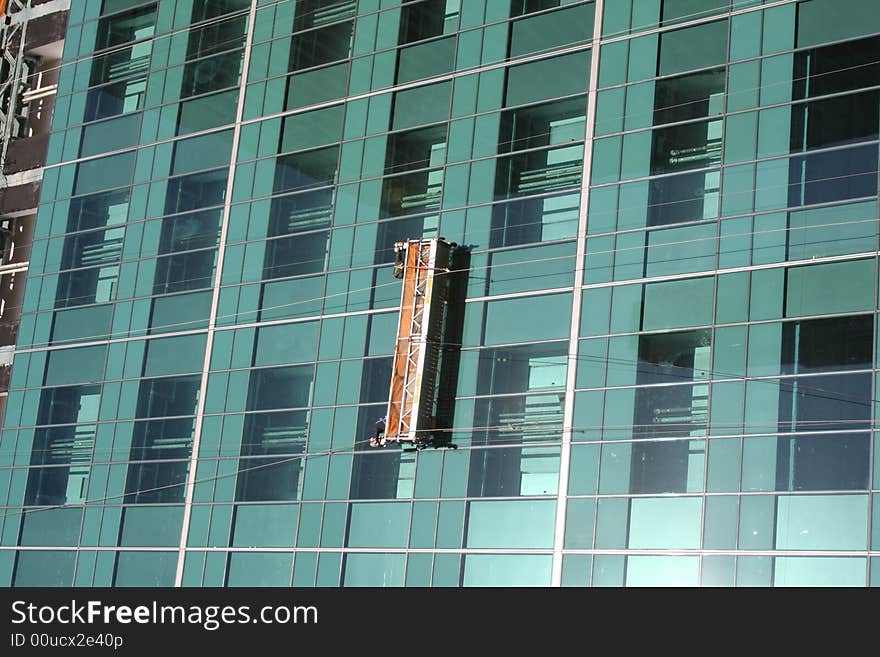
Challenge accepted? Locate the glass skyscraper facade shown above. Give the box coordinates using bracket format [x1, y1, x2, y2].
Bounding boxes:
[1, 0, 880, 587]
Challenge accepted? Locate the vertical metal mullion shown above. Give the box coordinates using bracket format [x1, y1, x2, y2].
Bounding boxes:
[173, 0, 259, 587]
[550, 0, 605, 587]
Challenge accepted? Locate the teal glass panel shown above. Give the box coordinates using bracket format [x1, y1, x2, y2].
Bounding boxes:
[114, 552, 177, 586]
[254, 320, 319, 366]
[642, 277, 714, 330]
[797, 0, 880, 48]
[775, 495, 868, 551]
[465, 499, 555, 549]
[119, 506, 184, 546]
[392, 82, 452, 130]
[144, 334, 207, 376]
[626, 556, 700, 586]
[509, 4, 594, 58]
[226, 552, 293, 586]
[231, 504, 298, 548]
[343, 553, 405, 587]
[280, 105, 345, 153]
[19, 508, 82, 546]
[505, 51, 590, 107]
[785, 259, 874, 317]
[462, 554, 551, 586]
[774, 557, 866, 587]
[74, 152, 135, 195]
[627, 496, 702, 549]
[659, 20, 728, 77]
[347, 502, 410, 548]
[13, 551, 76, 586]
[482, 293, 572, 345]
[44, 345, 107, 385]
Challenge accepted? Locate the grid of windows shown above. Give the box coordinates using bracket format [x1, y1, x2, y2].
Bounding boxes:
[1, 0, 880, 587]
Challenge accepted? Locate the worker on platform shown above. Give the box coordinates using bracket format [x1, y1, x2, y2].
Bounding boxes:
[370, 417, 387, 447]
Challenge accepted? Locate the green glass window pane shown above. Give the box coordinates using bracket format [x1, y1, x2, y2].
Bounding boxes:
[114, 551, 177, 586]
[659, 20, 728, 77]
[465, 499, 555, 548]
[281, 105, 345, 153]
[462, 554, 551, 586]
[231, 504, 298, 547]
[598, 40, 627, 88]
[774, 556, 866, 587]
[509, 4, 594, 58]
[483, 293, 571, 345]
[144, 334, 206, 376]
[593, 554, 625, 586]
[254, 320, 319, 366]
[13, 551, 76, 586]
[703, 495, 738, 549]
[74, 152, 135, 195]
[19, 508, 82, 546]
[397, 36, 455, 83]
[727, 61, 759, 112]
[625, 555, 699, 586]
[119, 506, 184, 547]
[177, 89, 238, 135]
[701, 555, 735, 586]
[797, 0, 880, 48]
[150, 291, 212, 333]
[735, 555, 772, 586]
[564, 498, 595, 549]
[775, 494, 867, 550]
[171, 129, 234, 175]
[738, 494, 775, 549]
[432, 553, 461, 586]
[347, 502, 410, 548]
[79, 114, 141, 158]
[227, 552, 293, 586]
[343, 553, 405, 587]
[52, 305, 113, 344]
[785, 259, 874, 317]
[505, 50, 590, 107]
[287, 63, 350, 109]
[561, 554, 592, 587]
[45, 345, 106, 385]
[642, 276, 713, 330]
[602, 0, 632, 37]
[392, 81, 452, 130]
[627, 496, 702, 549]
[788, 201, 878, 261]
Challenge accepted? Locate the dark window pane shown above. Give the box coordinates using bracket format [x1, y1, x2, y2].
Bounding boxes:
[247, 365, 315, 411]
[268, 188, 334, 237]
[129, 417, 195, 460]
[788, 144, 878, 207]
[273, 147, 339, 193]
[294, 0, 356, 31]
[790, 91, 880, 152]
[262, 230, 329, 279]
[290, 21, 353, 71]
[181, 50, 243, 98]
[124, 460, 189, 503]
[633, 383, 708, 439]
[164, 168, 228, 215]
[653, 68, 725, 126]
[157, 209, 222, 253]
[650, 118, 722, 176]
[135, 375, 201, 418]
[781, 315, 873, 375]
[637, 329, 711, 385]
[489, 191, 580, 248]
[793, 35, 880, 100]
[775, 433, 869, 490]
[647, 168, 719, 226]
[385, 124, 448, 175]
[152, 249, 217, 294]
[186, 15, 246, 59]
[498, 96, 586, 154]
[398, 0, 459, 44]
